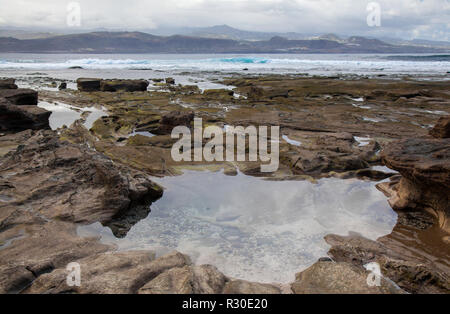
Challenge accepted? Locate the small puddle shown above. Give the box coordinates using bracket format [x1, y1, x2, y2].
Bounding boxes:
[352, 103, 372, 109]
[354, 136, 372, 147]
[37, 101, 107, 130]
[78, 170, 397, 283]
[0, 194, 14, 202]
[371, 166, 398, 174]
[363, 116, 382, 123]
[282, 135, 302, 146]
[128, 131, 155, 138]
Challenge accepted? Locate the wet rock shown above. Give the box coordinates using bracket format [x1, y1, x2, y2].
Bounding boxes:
[325, 234, 450, 294]
[0, 88, 38, 106]
[0, 130, 163, 228]
[100, 79, 149, 92]
[429, 116, 450, 139]
[138, 264, 227, 294]
[0, 98, 50, 131]
[26, 251, 191, 294]
[291, 261, 403, 294]
[203, 89, 234, 99]
[58, 82, 67, 90]
[0, 221, 111, 293]
[381, 137, 450, 232]
[165, 77, 175, 85]
[222, 280, 281, 294]
[0, 78, 18, 89]
[76, 78, 101, 92]
[154, 110, 194, 135]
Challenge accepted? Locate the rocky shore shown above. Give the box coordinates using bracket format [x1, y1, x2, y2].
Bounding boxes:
[0, 75, 448, 294]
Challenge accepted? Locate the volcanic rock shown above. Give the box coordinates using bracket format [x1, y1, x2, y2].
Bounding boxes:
[0, 78, 18, 89]
[0, 88, 38, 106]
[429, 116, 450, 139]
[0, 98, 50, 131]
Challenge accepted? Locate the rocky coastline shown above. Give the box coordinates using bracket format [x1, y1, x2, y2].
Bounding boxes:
[0, 75, 448, 294]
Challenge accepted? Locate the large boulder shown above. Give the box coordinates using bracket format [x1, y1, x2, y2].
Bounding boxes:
[0, 88, 38, 106]
[76, 78, 101, 92]
[100, 79, 149, 92]
[324, 234, 450, 294]
[429, 116, 450, 139]
[0, 98, 50, 131]
[0, 78, 18, 89]
[77, 78, 149, 92]
[291, 261, 402, 294]
[0, 130, 163, 229]
[380, 137, 450, 232]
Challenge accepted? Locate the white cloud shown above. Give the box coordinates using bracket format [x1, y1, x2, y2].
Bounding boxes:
[0, 0, 448, 40]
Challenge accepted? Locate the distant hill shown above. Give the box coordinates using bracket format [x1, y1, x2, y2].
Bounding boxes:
[185, 24, 311, 41]
[0, 31, 448, 53]
[0, 29, 60, 40]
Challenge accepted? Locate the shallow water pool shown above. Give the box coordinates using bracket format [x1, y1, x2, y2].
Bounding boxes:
[79, 170, 397, 283]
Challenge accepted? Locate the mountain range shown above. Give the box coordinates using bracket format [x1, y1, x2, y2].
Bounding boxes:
[0, 25, 449, 53]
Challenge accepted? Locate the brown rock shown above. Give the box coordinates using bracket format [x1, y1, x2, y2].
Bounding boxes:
[0, 98, 50, 131]
[325, 234, 450, 294]
[26, 251, 191, 294]
[222, 280, 281, 294]
[381, 137, 450, 231]
[0, 78, 18, 89]
[429, 116, 450, 138]
[100, 79, 149, 92]
[0, 88, 38, 106]
[165, 77, 175, 85]
[0, 130, 163, 229]
[0, 221, 111, 293]
[155, 111, 194, 135]
[138, 265, 227, 294]
[76, 78, 101, 92]
[291, 261, 403, 294]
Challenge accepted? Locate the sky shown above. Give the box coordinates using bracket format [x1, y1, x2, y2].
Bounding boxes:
[0, 0, 448, 40]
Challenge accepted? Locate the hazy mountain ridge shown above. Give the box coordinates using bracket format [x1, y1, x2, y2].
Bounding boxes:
[0, 29, 448, 53]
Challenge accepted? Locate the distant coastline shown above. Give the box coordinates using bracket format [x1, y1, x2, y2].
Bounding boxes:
[0, 31, 449, 54]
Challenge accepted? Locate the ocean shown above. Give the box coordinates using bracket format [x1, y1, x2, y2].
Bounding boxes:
[0, 53, 449, 82]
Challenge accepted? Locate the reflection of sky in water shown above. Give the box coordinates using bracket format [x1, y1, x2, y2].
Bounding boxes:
[37, 101, 107, 130]
[79, 170, 397, 283]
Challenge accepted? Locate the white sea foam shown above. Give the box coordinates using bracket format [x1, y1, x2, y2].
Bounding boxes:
[1, 54, 449, 76]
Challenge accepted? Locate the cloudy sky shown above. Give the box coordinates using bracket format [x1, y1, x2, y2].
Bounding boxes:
[0, 0, 448, 40]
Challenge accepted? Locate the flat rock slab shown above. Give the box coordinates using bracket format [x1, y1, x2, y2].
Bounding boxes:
[381, 137, 450, 186]
[0, 98, 50, 131]
[77, 78, 149, 92]
[291, 261, 403, 294]
[0, 88, 38, 106]
[0, 78, 18, 90]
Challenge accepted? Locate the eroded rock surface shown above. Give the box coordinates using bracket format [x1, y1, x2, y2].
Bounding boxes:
[291, 261, 402, 294]
[380, 137, 450, 232]
[0, 78, 18, 90]
[0, 88, 38, 106]
[0, 98, 50, 132]
[430, 116, 450, 139]
[0, 130, 163, 229]
[77, 78, 149, 92]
